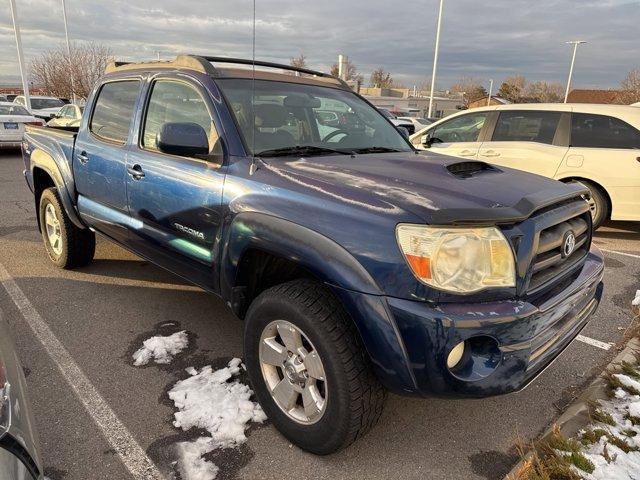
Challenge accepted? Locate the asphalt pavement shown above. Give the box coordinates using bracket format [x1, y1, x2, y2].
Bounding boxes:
[0, 150, 638, 480]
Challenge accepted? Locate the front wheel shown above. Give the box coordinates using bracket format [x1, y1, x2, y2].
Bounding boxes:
[576, 181, 609, 229]
[244, 279, 386, 454]
[39, 187, 95, 269]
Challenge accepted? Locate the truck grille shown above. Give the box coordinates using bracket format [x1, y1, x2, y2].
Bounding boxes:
[527, 209, 591, 293]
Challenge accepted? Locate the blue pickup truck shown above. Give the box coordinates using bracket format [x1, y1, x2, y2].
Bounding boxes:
[22, 55, 604, 454]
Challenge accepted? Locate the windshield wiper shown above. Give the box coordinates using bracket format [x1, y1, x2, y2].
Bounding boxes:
[257, 145, 351, 158]
[350, 146, 406, 154]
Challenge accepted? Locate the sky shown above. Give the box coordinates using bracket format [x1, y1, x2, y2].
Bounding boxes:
[1, 0, 638, 91]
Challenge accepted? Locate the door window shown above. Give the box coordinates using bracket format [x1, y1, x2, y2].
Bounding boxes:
[571, 113, 640, 149]
[59, 106, 73, 118]
[90, 80, 141, 144]
[492, 111, 560, 144]
[142, 80, 221, 155]
[427, 112, 488, 144]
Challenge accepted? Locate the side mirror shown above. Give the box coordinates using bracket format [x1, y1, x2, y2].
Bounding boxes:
[397, 126, 410, 139]
[421, 132, 433, 148]
[157, 122, 209, 157]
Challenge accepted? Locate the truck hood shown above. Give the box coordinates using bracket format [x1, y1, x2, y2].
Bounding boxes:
[266, 151, 588, 224]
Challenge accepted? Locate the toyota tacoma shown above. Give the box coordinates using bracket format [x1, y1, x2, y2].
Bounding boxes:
[21, 55, 604, 455]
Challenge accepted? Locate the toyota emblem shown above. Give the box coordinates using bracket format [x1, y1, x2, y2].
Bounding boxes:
[562, 231, 576, 257]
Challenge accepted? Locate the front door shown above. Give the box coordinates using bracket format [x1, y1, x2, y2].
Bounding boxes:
[478, 110, 568, 178]
[74, 79, 142, 242]
[413, 111, 490, 159]
[125, 76, 226, 289]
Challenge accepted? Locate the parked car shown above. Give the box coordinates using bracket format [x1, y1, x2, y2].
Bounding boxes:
[13, 96, 65, 121]
[0, 315, 44, 479]
[22, 55, 604, 454]
[0, 95, 8, 102]
[376, 107, 415, 134]
[0, 102, 44, 149]
[410, 103, 640, 227]
[47, 104, 84, 128]
[397, 116, 433, 130]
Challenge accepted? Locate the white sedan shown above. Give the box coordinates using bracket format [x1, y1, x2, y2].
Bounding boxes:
[13, 95, 65, 120]
[0, 102, 45, 149]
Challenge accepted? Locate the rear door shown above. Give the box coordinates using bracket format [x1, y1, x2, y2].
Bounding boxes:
[559, 112, 640, 220]
[74, 78, 143, 242]
[478, 110, 568, 177]
[125, 75, 226, 289]
[412, 111, 490, 159]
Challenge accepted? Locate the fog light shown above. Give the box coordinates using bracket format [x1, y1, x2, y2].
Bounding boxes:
[447, 341, 466, 369]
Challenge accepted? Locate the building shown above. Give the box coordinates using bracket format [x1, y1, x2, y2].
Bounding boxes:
[467, 96, 510, 109]
[0, 85, 47, 96]
[360, 87, 465, 119]
[566, 89, 623, 104]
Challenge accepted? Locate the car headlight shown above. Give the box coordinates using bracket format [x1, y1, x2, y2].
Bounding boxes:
[396, 225, 516, 294]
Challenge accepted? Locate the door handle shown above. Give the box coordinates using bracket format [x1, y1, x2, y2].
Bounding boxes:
[458, 150, 475, 157]
[77, 151, 89, 164]
[481, 150, 501, 158]
[127, 164, 145, 180]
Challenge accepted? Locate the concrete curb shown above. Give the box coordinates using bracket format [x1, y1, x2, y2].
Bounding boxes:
[504, 337, 640, 480]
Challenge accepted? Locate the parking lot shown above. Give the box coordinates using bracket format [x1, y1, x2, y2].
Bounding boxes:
[0, 149, 638, 480]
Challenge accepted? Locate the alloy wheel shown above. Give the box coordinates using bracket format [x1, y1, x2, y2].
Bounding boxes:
[44, 203, 63, 255]
[259, 320, 327, 425]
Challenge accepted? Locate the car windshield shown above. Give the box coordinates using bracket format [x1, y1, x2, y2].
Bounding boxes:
[217, 79, 412, 156]
[31, 98, 64, 109]
[0, 104, 30, 116]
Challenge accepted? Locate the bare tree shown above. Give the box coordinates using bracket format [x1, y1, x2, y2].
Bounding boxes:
[497, 75, 526, 103]
[369, 68, 393, 88]
[450, 76, 488, 105]
[289, 53, 307, 69]
[524, 81, 564, 103]
[330, 59, 364, 84]
[31, 43, 113, 100]
[616, 68, 640, 104]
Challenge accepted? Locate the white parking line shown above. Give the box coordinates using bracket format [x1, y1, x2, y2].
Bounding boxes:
[600, 248, 640, 260]
[576, 334, 613, 350]
[0, 262, 165, 480]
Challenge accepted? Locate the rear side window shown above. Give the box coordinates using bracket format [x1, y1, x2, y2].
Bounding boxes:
[492, 111, 561, 145]
[90, 81, 140, 143]
[571, 113, 640, 149]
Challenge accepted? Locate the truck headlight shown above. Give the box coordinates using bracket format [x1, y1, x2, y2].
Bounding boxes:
[396, 225, 516, 294]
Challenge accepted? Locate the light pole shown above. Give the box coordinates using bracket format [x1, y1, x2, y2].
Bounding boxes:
[9, 0, 31, 111]
[61, 0, 76, 103]
[487, 79, 493, 106]
[564, 40, 586, 103]
[427, 0, 444, 118]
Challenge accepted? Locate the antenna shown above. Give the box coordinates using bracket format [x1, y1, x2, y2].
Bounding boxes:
[249, 0, 258, 175]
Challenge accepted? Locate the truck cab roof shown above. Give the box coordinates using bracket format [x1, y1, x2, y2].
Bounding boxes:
[104, 54, 349, 91]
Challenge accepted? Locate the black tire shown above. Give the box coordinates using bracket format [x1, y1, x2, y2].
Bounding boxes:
[244, 279, 386, 454]
[579, 181, 609, 229]
[39, 187, 95, 269]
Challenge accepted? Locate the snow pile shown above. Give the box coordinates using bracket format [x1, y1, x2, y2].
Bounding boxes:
[576, 372, 640, 480]
[632, 290, 640, 307]
[132, 331, 189, 366]
[168, 358, 267, 479]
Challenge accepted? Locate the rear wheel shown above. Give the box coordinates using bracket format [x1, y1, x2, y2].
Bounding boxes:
[244, 279, 386, 454]
[39, 187, 95, 269]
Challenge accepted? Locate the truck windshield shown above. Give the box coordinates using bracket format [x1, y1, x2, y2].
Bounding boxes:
[216, 79, 413, 157]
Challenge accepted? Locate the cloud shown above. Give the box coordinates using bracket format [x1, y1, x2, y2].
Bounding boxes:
[1, 0, 638, 89]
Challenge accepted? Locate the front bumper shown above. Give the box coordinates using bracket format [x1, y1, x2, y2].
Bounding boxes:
[341, 245, 604, 397]
[389, 246, 604, 397]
